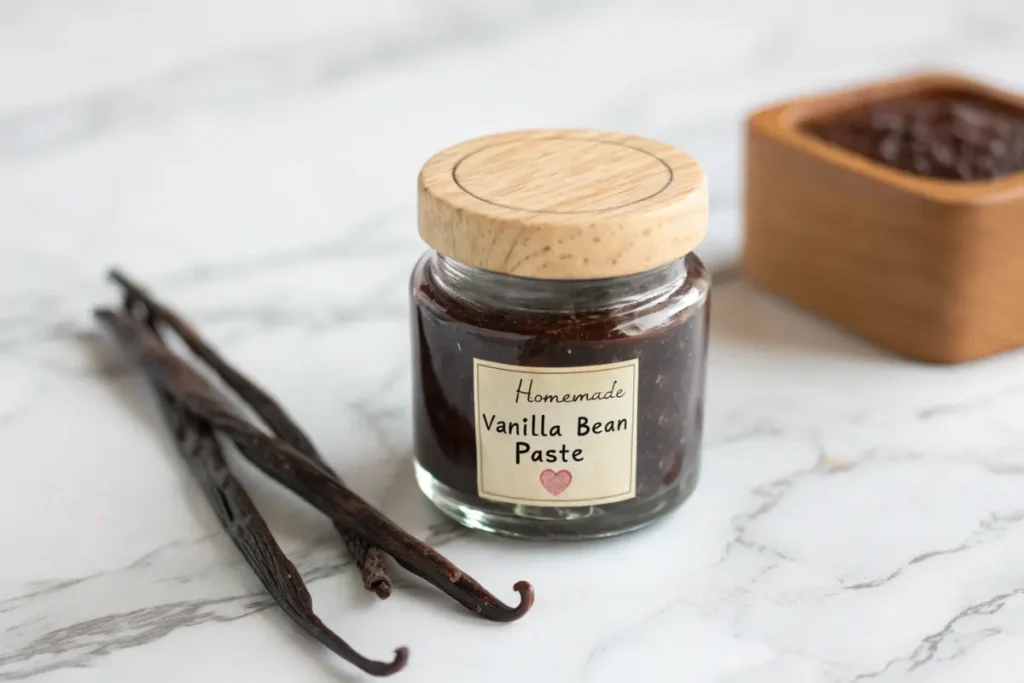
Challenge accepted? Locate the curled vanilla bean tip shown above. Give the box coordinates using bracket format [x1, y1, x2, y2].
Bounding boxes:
[378, 648, 409, 676]
[509, 581, 535, 620]
[472, 581, 533, 621]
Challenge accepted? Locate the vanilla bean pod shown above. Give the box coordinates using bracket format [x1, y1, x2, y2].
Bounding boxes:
[113, 270, 392, 600]
[97, 306, 534, 622]
[107, 307, 407, 677]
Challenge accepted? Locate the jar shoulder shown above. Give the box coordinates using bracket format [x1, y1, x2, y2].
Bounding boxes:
[410, 251, 709, 340]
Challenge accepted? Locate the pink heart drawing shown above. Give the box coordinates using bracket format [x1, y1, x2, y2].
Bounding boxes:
[540, 469, 572, 496]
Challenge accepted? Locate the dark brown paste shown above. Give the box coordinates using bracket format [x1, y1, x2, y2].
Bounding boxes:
[410, 258, 709, 517]
[805, 89, 1024, 181]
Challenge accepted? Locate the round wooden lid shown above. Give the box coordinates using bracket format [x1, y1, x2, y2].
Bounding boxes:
[418, 129, 708, 280]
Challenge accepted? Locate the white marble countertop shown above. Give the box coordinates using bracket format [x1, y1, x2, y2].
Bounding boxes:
[4, 1, 1024, 681]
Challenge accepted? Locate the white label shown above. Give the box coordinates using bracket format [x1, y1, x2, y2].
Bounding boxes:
[473, 358, 639, 507]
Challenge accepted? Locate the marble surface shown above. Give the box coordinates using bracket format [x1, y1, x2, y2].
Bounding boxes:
[4, 0, 1024, 681]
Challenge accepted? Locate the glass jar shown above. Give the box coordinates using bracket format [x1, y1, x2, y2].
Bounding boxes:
[410, 129, 711, 540]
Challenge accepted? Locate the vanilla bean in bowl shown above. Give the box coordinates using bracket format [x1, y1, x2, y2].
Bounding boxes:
[96, 272, 534, 677]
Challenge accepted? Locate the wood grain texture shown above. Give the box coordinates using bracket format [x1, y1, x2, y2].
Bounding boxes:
[742, 72, 1024, 364]
[418, 129, 707, 279]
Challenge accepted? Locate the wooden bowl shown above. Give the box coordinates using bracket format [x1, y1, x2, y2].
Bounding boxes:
[742, 72, 1024, 363]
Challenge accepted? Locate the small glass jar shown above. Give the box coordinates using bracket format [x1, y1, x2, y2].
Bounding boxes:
[410, 129, 711, 539]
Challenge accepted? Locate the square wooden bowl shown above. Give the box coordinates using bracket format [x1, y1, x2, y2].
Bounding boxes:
[742, 72, 1024, 363]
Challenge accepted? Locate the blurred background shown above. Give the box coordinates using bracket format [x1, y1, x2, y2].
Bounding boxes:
[4, 0, 1024, 299]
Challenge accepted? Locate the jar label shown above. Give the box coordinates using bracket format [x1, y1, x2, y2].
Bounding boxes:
[473, 358, 639, 507]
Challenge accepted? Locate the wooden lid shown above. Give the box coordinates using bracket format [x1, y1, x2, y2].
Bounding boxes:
[418, 129, 708, 279]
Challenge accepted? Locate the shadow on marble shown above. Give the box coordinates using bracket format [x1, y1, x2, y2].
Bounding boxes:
[710, 277, 900, 363]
